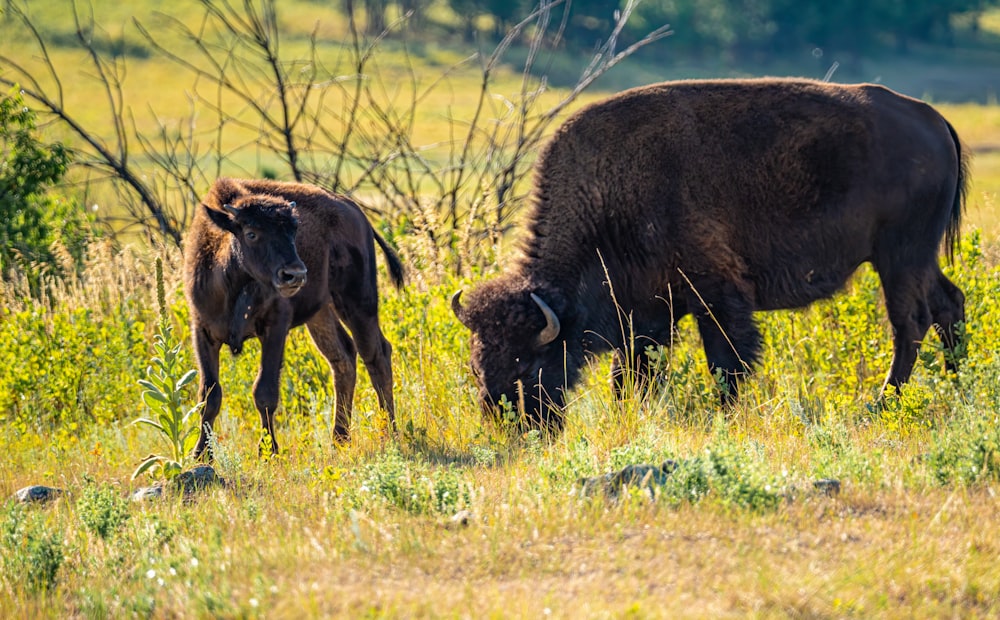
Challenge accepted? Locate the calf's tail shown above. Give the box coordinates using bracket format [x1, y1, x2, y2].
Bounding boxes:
[374, 230, 405, 289]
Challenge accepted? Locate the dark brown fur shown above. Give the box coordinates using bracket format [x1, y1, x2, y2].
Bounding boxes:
[453, 78, 968, 429]
[184, 177, 404, 456]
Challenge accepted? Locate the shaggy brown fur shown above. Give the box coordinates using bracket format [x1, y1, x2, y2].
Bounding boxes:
[453, 77, 968, 429]
[184, 178, 404, 456]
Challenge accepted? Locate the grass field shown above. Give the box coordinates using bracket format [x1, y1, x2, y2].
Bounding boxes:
[4, 1, 1000, 618]
[6, 231, 1000, 617]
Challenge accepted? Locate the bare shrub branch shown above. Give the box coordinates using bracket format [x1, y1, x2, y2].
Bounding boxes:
[1, 0, 669, 271]
[0, 1, 182, 244]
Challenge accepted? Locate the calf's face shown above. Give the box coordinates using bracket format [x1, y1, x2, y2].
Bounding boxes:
[204, 197, 307, 297]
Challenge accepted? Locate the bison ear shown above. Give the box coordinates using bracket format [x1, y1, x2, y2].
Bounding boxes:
[203, 203, 240, 234]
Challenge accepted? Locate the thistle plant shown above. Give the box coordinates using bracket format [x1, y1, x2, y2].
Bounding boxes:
[131, 257, 202, 481]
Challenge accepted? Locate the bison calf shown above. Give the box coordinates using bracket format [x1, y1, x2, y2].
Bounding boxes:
[452, 78, 968, 430]
[184, 178, 404, 456]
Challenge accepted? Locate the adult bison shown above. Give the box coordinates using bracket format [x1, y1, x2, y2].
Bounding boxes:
[452, 78, 968, 430]
[184, 177, 404, 457]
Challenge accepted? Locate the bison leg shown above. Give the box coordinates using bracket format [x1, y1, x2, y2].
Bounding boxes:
[878, 267, 935, 395]
[253, 318, 292, 456]
[929, 270, 966, 373]
[690, 282, 761, 405]
[193, 327, 223, 460]
[342, 311, 396, 433]
[306, 304, 358, 442]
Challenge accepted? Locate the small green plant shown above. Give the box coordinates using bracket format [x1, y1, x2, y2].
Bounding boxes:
[873, 383, 934, 436]
[1, 503, 64, 593]
[356, 446, 471, 515]
[470, 444, 498, 467]
[131, 257, 202, 481]
[657, 446, 782, 512]
[927, 410, 1000, 485]
[76, 476, 130, 540]
[539, 436, 597, 483]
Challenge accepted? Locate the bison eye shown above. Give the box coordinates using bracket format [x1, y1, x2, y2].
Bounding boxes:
[245, 230, 258, 242]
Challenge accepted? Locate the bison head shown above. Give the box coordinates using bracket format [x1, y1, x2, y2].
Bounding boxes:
[204, 196, 307, 298]
[452, 279, 580, 431]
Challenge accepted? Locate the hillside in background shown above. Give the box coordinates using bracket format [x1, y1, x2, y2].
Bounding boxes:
[5, 0, 1000, 102]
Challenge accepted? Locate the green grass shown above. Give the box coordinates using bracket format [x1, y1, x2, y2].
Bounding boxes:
[4, 233, 1000, 616]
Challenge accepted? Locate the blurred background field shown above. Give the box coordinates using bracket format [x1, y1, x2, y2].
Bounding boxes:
[3, 0, 1000, 238]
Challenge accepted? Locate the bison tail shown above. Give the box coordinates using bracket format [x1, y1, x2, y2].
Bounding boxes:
[374, 230, 405, 289]
[945, 120, 969, 263]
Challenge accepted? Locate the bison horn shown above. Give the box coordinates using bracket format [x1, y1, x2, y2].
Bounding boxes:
[530, 293, 561, 346]
[222, 203, 239, 217]
[451, 290, 468, 326]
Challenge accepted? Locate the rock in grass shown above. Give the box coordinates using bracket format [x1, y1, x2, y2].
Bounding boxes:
[579, 462, 842, 503]
[131, 484, 165, 502]
[174, 465, 225, 494]
[578, 461, 678, 500]
[447, 509, 474, 528]
[812, 478, 841, 497]
[13, 485, 64, 504]
[132, 466, 226, 503]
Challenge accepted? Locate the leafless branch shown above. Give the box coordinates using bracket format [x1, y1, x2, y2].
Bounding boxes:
[0, 1, 182, 244]
[2, 0, 670, 272]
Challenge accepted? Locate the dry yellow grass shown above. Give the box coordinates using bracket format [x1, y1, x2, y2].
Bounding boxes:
[6, 444, 997, 618]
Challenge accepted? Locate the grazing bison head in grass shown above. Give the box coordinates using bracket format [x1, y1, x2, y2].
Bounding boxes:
[452, 278, 582, 432]
[204, 195, 307, 298]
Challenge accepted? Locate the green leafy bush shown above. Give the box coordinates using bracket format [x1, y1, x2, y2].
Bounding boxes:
[356, 445, 472, 515]
[658, 446, 783, 512]
[0, 304, 146, 431]
[1, 503, 64, 593]
[76, 477, 131, 540]
[0, 87, 96, 284]
[927, 410, 1000, 485]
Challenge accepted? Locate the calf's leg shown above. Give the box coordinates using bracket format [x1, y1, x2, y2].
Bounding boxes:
[342, 311, 396, 432]
[254, 318, 292, 455]
[192, 327, 223, 460]
[306, 303, 358, 441]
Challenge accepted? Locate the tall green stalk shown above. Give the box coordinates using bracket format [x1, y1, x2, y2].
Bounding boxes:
[131, 257, 203, 480]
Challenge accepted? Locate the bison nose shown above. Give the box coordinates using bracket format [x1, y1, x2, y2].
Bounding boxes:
[279, 266, 307, 284]
[275, 265, 307, 295]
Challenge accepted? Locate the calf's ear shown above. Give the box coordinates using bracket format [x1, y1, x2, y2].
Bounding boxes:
[203, 203, 240, 234]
